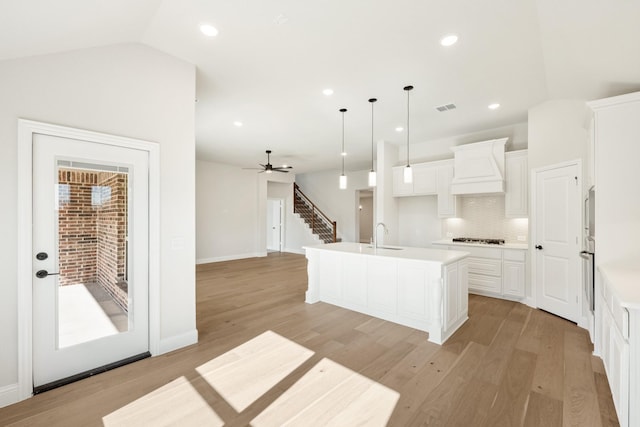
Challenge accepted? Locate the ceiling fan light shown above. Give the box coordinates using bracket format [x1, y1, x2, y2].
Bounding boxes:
[368, 170, 377, 187]
[339, 174, 347, 190]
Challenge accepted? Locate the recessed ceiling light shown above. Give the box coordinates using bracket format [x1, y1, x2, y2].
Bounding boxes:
[341, 151, 347, 156]
[200, 24, 218, 37]
[395, 126, 404, 132]
[323, 88, 334, 96]
[488, 103, 501, 110]
[233, 121, 243, 127]
[440, 34, 458, 47]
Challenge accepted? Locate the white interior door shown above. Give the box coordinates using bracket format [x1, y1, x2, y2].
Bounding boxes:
[267, 199, 282, 251]
[534, 162, 580, 322]
[32, 133, 149, 389]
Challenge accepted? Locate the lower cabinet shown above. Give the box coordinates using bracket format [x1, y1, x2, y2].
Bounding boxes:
[433, 243, 526, 299]
[596, 270, 635, 427]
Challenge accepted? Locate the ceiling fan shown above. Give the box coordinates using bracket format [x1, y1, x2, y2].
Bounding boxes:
[245, 150, 293, 173]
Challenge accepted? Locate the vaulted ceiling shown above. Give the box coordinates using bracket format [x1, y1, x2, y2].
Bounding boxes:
[1, 0, 639, 172]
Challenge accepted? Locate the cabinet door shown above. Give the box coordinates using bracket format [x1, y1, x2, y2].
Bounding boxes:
[437, 164, 459, 218]
[413, 163, 437, 195]
[505, 151, 528, 217]
[458, 259, 469, 315]
[608, 318, 630, 427]
[392, 166, 413, 196]
[444, 263, 459, 330]
[503, 261, 525, 298]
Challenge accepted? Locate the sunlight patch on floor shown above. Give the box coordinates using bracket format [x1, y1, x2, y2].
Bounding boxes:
[251, 357, 400, 427]
[102, 376, 224, 427]
[58, 283, 120, 348]
[196, 330, 315, 412]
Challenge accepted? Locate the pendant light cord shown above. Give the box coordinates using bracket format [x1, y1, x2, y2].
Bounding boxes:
[369, 98, 377, 171]
[404, 86, 413, 166]
[340, 108, 347, 174]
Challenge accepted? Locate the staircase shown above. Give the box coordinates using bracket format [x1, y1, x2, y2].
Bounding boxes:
[293, 183, 337, 244]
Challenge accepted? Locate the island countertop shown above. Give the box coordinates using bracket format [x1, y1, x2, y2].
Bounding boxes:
[304, 242, 469, 265]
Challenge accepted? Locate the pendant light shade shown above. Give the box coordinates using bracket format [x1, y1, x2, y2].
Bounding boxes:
[403, 85, 414, 184]
[368, 98, 377, 187]
[339, 108, 348, 190]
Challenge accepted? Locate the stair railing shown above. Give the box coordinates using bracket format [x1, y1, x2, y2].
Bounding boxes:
[293, 183, 337, 243]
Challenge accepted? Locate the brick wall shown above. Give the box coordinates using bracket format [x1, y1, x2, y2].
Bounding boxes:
[96, 172, 128, 311]
[57, 168, 129, 312]
[57, 170, 98, 286]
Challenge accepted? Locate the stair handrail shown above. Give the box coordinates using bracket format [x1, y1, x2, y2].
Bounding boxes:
[293, 183, 337, 242]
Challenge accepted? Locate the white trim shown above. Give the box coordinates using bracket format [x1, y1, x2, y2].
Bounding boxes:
[0, 384, 19, 409]
[196, 252, 264, 264]
[158, 329, 199, 355]
[588, 91, 640, 110]
[17, 119, 161, 402]
[284, 247, 306, 255]
[530, 158, 583, 322]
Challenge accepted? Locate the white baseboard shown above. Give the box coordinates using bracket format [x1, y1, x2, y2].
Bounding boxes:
[523, 296, 536, 308]
[196, 252, 263, 264]
[284, 247, 306, 255]
[158, 329, 198, 355]
[0, 383, 19, 409]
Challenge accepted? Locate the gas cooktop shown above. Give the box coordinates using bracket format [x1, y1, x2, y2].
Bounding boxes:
[452, 237, 505, 245]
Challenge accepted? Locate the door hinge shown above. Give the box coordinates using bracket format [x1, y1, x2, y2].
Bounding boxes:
[574, 176, 578, 185]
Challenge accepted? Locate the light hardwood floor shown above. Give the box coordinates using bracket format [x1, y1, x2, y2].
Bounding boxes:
[0, 252, 619, 426]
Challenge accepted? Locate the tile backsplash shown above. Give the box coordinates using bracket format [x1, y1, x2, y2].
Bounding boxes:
[441, 196, 528, 243]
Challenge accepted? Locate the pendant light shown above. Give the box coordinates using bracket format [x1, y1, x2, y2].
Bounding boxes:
[403, 85, 414, 184]
[339, 108, 348, 190]
[368, 98, 377, 187]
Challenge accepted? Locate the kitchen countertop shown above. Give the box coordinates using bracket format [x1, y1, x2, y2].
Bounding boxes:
[598, 260, 640, 310]
[304, 242, 469, 265]
[432, 239, 528, 250]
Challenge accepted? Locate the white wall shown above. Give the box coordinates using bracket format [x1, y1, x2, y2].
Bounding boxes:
[358, 194, 374, 243]
[528, 100, 590, 173]
[196, 160, 262, 262]
[396, 196, 441, 247]
[0, 43, 196, 395]
[295, 169, 370, 243]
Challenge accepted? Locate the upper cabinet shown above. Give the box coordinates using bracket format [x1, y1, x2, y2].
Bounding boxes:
[392, 163, 437, 197]
[505, 150, 528, 218]
[436, 161, 460, 218]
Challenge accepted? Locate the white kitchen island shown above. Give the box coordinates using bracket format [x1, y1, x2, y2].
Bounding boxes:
[304, 242, 470, 345]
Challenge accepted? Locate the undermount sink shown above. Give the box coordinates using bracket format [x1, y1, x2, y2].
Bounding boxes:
[367, 245, 404, 251]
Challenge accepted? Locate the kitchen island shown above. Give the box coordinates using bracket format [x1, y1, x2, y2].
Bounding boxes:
[304, 242, 469, 344]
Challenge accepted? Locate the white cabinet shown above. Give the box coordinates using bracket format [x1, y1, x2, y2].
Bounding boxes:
[596, 270, 633, 427]
[392, 160, 460, 218]
[392, 163, 437, 196]
[436, 162, 460, 218]
[392, 166, 414, 196]
[503, 250, 526, 297]
[505, 150, 528, 218]
[432, 243, 527, 300]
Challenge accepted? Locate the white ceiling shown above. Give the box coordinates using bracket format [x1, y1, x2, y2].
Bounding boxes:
[1, 0, 639, 173]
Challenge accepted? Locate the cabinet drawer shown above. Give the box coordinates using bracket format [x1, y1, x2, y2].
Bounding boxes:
[462, 246, 502, 259]
[467, 257, 502, 276]
[468, 273, 501, 293]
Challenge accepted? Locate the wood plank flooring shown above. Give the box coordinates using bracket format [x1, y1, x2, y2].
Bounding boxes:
[0, 252, 620, 426]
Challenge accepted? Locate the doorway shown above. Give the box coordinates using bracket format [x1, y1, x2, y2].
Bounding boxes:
[18, 120, 160, 400]
[357, 190, 374, 243]
[532, 161, 581, 323]
[267, 199, 283, 252]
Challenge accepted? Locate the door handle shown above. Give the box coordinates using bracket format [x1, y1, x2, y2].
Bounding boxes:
[35, 270, 60, 279]
[535, 245, 543, 250]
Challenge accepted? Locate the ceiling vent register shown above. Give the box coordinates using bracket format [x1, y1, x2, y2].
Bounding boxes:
[435, 103, 457, 112]
[450, 138, 507, 195]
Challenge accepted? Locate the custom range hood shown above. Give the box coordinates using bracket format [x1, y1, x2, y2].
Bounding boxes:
[450, 138, 507, 195]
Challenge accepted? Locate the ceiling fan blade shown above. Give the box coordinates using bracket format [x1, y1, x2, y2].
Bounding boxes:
[274, 169, 289, 173]
[242, 167, 264, 170]
[274, 166, 293, 170]
[259, 164, 266, 168]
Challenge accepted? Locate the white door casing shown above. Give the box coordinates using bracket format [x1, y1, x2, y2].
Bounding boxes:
[532, 161, 581, 322]
[17, 119, 160, 401]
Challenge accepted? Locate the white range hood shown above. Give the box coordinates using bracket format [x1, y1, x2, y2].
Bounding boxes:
[450, 138, 507, 195]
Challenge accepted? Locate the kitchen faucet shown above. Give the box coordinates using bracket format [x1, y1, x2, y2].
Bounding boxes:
[374, 222, 388, 249]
